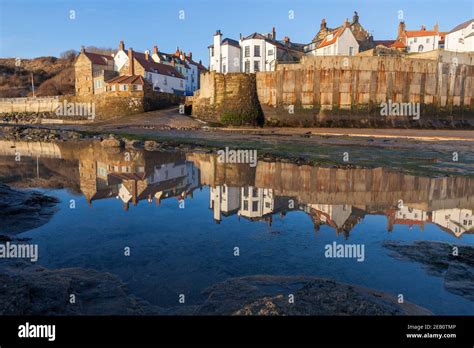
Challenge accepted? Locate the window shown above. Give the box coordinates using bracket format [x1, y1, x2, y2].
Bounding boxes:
[265, 202, 271, 208]
[119, 84, 128, 91]
[268, 49, 274, 56]
[243, 200, 249, 210]
[244, 46, 250, 57]
[243, 187, 249, 197]
[211, 47, 214, 57]
[349, 47, 354, 56]
[254, 61, 260, 72]
[132, 84, 143, 91]
[223, 64, 226, 73]
[252, 188, 258, 198]
[252, 201, 259, 212]
[244, 61, 250, 73]
[426, 38, 430, 43]
[164, 77, 168, 85]
[418, 45, 424, 52]
[180, 80, 183, 87]
[254, 45, 261, 57]
[111, 85, 116, 91]
[414, 37, 418, 43]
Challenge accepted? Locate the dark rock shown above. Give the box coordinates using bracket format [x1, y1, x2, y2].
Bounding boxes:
[0, 260, 160, 315]
[193, 275, 431, 315]
[383, 241, 474, 301]
[0, 183, 59, 234]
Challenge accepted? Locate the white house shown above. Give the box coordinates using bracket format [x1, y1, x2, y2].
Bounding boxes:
[113, 42, 186, 95]
[209, 30, 241, 74]
[396, 23, 447, 53]
[314, 22, 359, 56]
[445, 19, 474, 52]
[185, 53, 207, 95]
[240, 29, 304, 73]
[208, 28, 304, 74]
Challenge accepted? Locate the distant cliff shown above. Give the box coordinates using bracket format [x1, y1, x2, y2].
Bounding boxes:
[0, 57, 74, 98]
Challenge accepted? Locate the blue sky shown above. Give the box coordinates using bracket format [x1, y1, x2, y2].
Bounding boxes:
[0, 0, 472, 63]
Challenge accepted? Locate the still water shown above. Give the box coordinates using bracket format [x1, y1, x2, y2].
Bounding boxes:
[1, 140, 473, 314]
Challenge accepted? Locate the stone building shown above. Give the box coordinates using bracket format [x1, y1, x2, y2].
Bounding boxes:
[305, 11, 375, 55]
[74, 47, 116, 96]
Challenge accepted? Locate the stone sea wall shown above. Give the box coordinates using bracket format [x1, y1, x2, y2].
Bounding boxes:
[191, 55, 474, 128]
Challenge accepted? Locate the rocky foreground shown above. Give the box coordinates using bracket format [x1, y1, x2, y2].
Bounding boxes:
[0, 262, 431, 316]
[383, 241, 474, 301]
[0, 183, 59, 235]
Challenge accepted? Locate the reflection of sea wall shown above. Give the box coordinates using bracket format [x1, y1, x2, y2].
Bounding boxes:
[188, 153, 474, 210]
[0, 140, 62, 158]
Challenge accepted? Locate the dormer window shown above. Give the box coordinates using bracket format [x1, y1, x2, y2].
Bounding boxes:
[327, 34, 333, 40]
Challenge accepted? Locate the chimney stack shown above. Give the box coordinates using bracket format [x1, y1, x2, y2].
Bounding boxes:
[153, 45, 158, 55]
[321, 18, 327, 30]
[421, 25, 426, 30]
[128, 48, 134, 75]
[80, 46, 85, 53]
[145, 49, 150, 61]
[352, 11, 359, 24]
[344, 18, 350, 28]
[119, 40, 125, 51]
[187, 51, 192, 60]
[398, 21, 406, 37]
[283, 36, 290, 43]
[434, 23, 439, 33]
[272, 27, 276, 40]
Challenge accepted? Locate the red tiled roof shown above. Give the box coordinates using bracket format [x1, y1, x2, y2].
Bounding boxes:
[134, 51, 185, 79]
[318, 27, 344, 49]
[394, 219, 425, 225]
[391, 40, 406, 49]
[406, 30, 443, 38]
[106, 75, 146, 85]
[84, 52, 113, 66]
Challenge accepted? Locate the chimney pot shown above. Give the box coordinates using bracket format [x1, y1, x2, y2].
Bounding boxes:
[119, 40, 125, 51]
[153, 45, 158, 55]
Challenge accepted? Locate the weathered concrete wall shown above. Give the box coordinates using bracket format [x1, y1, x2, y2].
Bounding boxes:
[257, 56, 473, 127]
[191, 56, 473, 128]
[0, 97, 60, 113]
[192, 72, 262, 125]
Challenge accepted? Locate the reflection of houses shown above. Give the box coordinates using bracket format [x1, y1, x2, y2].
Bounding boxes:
[305, 204, 364, 238]
[209, 185, 287, 224]
[386, 206, 428, 232]
[209, 185, 241, 222]
[430, 208, 474, 238]
[78, 145, 199, 210]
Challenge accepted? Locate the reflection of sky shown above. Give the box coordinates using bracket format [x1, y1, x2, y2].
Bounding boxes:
[21, 187, 474, 315]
